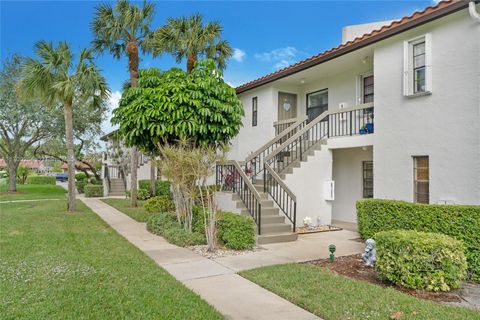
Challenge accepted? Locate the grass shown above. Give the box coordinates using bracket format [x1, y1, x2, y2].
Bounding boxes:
[240, 263, 480, 320]
[0, 199, 221, 319]
[0, 180, 66, 201]
[100, 198, 150, 222]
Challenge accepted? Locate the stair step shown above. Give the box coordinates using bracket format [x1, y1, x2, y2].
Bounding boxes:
[261, 215, 285, 223]
[257, 232, 298, 244]
[109, 192, 125, 196]
[261, 223, 292, 233]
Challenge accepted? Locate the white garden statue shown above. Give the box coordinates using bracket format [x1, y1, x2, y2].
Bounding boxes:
[362, 238, 376, 267]
[303, 216, 312, 227]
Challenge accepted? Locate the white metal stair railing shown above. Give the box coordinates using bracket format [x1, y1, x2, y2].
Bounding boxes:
[244, 116, 308, 181]
[262, 103, 375, 232]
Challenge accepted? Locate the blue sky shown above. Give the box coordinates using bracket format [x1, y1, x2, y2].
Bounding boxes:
[1, 0, 437, 133]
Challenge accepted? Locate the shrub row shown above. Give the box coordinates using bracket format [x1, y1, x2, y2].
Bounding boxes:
[146, 212, 206, 247]
[217, 212, 256, 250]
[76, 180, 86, 193]
[375, 230, 467, 292]
[26, 176, 56, 185]
[138, 180, 171, 197]
[357, 199, 480, 282]
[144, 195, 175, 214]
[146, 209, 256, 250]
[85, 184, 103, 198]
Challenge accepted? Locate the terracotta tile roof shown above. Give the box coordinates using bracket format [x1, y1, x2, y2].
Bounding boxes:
[0, 159, 43, 169]
[236, 0, 470, 94]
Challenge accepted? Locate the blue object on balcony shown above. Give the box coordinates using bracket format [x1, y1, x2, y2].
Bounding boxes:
[366, 123, 374, 133]
[359, 128, 367, 135]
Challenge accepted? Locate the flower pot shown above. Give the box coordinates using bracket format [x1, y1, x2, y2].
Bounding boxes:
[366, 123, 374, 133]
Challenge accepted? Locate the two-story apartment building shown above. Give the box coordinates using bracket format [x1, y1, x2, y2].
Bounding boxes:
[216, 0, 480, 243]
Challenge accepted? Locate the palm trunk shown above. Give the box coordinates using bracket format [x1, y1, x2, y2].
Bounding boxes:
[6, 158, 19, 192]
[150, 157, 156, 196]
[127, 38, 139, 207]
[64, 101, 76, 211]
[186, 54, 197, 73]
[130, 147, 138, 207]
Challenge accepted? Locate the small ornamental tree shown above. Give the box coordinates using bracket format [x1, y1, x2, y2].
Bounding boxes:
[111, 59, 244, 152]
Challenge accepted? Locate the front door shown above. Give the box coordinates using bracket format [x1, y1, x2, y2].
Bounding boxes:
[278, 92, 297, 121]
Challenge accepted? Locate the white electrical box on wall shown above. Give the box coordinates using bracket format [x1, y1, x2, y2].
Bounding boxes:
[323, 180, 335, 201]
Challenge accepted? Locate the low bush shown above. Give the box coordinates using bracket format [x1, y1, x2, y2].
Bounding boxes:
[217, 212, 256, 250]
[85, 184, 103, 198]
[146, 213, 206, 247]
[375, 230, 467, 292]
[89, 178, 103, 185]
[26, 176, 56, 185]
[137, 188, 151, 200]
[357, 198, 480, 282]
[76, 180, 86, 194]
[144, 195, 175, 213]
[139, 179, 171, 197]
[75, 172, 87, 181]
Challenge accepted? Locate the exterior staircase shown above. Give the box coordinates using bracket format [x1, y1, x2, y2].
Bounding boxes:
[233, 179, 298, 244]
[108, 178, 126, 196]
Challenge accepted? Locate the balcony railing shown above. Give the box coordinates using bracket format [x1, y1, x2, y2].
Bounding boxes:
[273, 118, 299, 135]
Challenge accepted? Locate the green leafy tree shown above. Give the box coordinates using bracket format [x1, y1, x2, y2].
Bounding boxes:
[0, 55, 54, 192]
[150, 14, 232, 73]
[92, 0, 155, 207]
[111, 60, 244, 152]
[19, 41, 109, 211]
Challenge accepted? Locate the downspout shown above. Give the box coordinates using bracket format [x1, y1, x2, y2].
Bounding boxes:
[469, 1, 480, 22]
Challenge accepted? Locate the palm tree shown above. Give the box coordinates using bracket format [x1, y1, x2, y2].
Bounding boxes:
[19, 41, 109, 211]
[151, 14, 233, 73]
[92, 0, 154, 207]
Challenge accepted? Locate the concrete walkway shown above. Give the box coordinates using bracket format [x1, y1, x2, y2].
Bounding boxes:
[0, 198, 63, 204]
[81, 197, 320, 320]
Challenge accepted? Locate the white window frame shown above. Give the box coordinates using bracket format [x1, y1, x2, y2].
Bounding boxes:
[403, 33, 432, 97]
[356, 71, 374, 105]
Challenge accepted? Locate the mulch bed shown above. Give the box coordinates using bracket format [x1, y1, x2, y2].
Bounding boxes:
[296, 225, 342, 234]
[306, 254, 464, 303]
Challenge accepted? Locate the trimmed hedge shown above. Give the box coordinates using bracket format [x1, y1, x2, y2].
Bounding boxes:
[217, 212, 256, 250]
[137, 188, 151, 200]
[75, 173, 87, 181]
[85, 184, 103, 198]
[357, 199, 480, 282]
[144, 195, 175, 213]
[76, 180, 86, 194]
[139, 180, 171, 197]
[146, 213, 206, 247]
[26, 176, 56, 185]
[375, 230, 467, 292]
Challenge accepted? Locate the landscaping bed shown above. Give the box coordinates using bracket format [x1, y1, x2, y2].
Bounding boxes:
[307, 254, 475, 305]
[296, 225, 342, 234]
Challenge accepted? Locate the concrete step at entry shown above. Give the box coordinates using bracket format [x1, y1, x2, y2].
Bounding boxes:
[257, 232, 298, 245]
[260, 223, 292, 234]
[109, 192, 125, 196]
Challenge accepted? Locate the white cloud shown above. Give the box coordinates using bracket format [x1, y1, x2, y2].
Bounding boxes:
[231, 48, 246, 62]
[254, 46, 305, 70]
[102, 90, 121, 135]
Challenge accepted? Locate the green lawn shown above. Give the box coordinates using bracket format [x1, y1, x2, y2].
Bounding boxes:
[240, 264, 479, 320]
[101, 198, 150, 222]
[0, 199, 221, 319]
[0, 180, 66, 201]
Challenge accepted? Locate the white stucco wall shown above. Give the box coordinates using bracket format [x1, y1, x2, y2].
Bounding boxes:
[283, 147, 333, 226]
[229, 87, 277, 160]
[373, 10, 480, 204]
[332, 147, 373, 223]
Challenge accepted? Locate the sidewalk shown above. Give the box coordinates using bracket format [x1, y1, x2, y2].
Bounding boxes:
[81, 197, 319, 320]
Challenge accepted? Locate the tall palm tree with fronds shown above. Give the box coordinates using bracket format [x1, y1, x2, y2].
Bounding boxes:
[19, 41, 109, 211]
[151, 14, 233, 73]
[91, 0, 154, 207]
